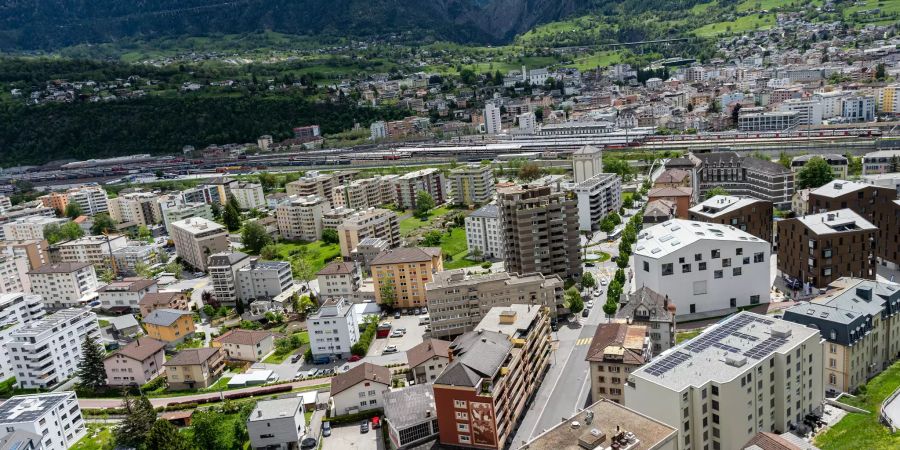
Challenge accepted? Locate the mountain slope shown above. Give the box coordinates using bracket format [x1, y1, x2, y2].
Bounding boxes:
[0, 0, 587, 50]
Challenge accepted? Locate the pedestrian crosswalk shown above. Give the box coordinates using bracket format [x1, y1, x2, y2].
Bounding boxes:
[575, 337, 593, 346]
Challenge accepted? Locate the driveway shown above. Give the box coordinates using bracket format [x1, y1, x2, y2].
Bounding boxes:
[364, 313, 430, 366]
[323, 423, 380, 450]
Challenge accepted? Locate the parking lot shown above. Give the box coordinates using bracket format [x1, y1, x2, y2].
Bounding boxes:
[322, 423, 381, 450]
[367, 313, 430, 357]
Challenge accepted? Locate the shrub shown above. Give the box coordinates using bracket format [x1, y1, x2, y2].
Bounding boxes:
[351, 319, 378, 357]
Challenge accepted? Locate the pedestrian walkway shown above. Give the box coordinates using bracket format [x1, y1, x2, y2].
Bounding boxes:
[575, 337, 592, 346]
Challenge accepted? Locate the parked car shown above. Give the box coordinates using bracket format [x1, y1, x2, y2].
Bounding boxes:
[301, 437, 317, 449]
[421, 307, 428, 314]
[582, 308, 590, 317]
[322, 422, 332, 437]
[390, 330, 404, 338]
[371, 416, 381, 429]
[394, 311, 401, 319]
[348, 355, 361, 362]
[308, 368, 320, 377]
[586, 300, 594, 309]
[395, 327, 406, 334]
[414, 308, 421, 315]
[593, 290, 602, 298]
[611, 256, 618, 262]
[360, 420, 369, 433]
[585, 262, 595, 267]
[383, 345, 398, 354]
[600, 279, 608, 286]
[291, 353, 302, 364]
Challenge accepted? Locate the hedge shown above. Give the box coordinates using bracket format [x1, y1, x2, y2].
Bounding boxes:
[323, 408, 383, 425]
[351, 320, 378, 357]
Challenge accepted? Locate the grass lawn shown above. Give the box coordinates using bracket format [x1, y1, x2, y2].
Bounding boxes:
[815, 360, 900, 449]
[204, 376, 233, 392]
[263, 331, 310, 364]
[399, 206, 453, 236]
[272, 240, 341, 273]
[573, 51, 623, 72]
[694, 12, 776, 36]
[71, 424, 113, 450]
[175, 336, 204, 351]
[675, 329, 704, 344]
[588, 251, 611, 263]
[438, 226, 481, 270]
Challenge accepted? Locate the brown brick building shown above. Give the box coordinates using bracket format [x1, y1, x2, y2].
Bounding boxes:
[808, 180, 895, 223]
[776, 209, 877, 289]
[688, 195, 774, 242]
[875, 200, 900, 269]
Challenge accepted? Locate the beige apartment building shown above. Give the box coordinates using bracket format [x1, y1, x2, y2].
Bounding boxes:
[163, 347, 225, 390]
[0, 239, 50, 270]
[275, 195, 329, 241]
[103, 337, 167, 386]
[426, 269, 564, 339]
[396, 168, 446, 209]
[372, 247, 443, 309]
[57, 234, 128, 268]
[2, 216, 68, 241]
[170, 218, 229, 271]
[108, 192, 162, 226]
[286, 170, 357, 203]
[337, 208, 401, 257]
[449, 164, 494, 207]
[586, 323, 651, 404]
[332, 175, 398, 210]
[27, 262, 100, 308]
[322, 207, 356, 230]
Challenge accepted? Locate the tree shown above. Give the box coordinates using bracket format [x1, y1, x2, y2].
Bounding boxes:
[602, 300, 618, 317]
[708, 100, 720, 113]
[164, 261, 183, 278]
[876, 63, 886, 81]
[211, 202, 222, 220]
[64, 202, 83, 219]
[227, 194, 241, 213]
[796, 156, 834, 189]
[257, 172, 277, 192]
[241, 221, 272, 254]
[580, 272, 596, 290]
[114, 394, 156, 448]
[223, 204, 241, 231]
[137, 225, 152, 242]
[469, 247, 484, 261]
[99, 268, 116, 283]
[192, 409, 235, 450]
[76, 333, 106, 391]
[293, 294, 315, 317]
[291, 257, 314, 284]
[145, 419, 190, 450]
[778, 151, 792, 169]
[421, 230, 443, 246]
[91, 213, 116, 234]
[321, 228, 339, 245]
[134, 262, 153, 279]
[518, 162, 542, 182]
[379, 278, 397, 308]
[603, 159, 633, 182]
[260, 244, 279, 260]
[704, 186, 730, 200]
[846, 154, 862, 177]
[414, 190, 435, 220]
[564, 287, 584, 315]
[44, 221, 85, 244]
[622, 196, 634, 209]
[459, 68, 477, 85]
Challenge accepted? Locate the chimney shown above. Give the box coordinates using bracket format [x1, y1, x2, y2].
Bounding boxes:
[257, 410, 262, 418]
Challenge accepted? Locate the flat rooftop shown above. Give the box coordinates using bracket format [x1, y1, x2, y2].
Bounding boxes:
[0, 393, 74, 424]
[635, 219, 766, 259]
[476, 304, 541, 339]
[13, 308, 93, 337]
[631, 312, 819, 391]
[810, 180, 869, 198]
[689, 195, 765, 218]
[248, 397, 302, 422]
[793, 209, 876, 235]
[383, 384, 436, 430]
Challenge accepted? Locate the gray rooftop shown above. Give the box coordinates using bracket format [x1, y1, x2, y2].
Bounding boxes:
[435, 329, 512, 387]
[13, 308, 94, 337]
[810, 180, 870, 198]
[142, 308, 193, 327]
[248, 397, 303, 422]
[383, 384, 436, 430]
[468, 203, 499, 219]
[0, 393, 75, 424]
[476, 305, 541, 339]
[208, 252, 249, 267]
[689, 195, 767, 218]
[792, 209, 877, 235]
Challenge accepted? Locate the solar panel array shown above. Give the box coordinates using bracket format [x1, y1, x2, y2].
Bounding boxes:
[744, 336, 789, 360]
[644, 351, 692, 376]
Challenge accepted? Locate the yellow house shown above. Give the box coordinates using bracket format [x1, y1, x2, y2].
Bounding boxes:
[142, 308, 195, 344]
[371, 247, 443, 309]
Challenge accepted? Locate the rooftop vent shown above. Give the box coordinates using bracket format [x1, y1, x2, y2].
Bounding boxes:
[725, 355, 747, 368]
[771, 325, 793, 339]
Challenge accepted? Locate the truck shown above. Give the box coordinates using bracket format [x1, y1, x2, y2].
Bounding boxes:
[376, 322, 392, 339]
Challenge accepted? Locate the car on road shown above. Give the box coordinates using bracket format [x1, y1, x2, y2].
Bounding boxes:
[585, 262, 595, 267]
[291, 353, 302, 364]
[586, 300, 594, 309]
[371, 416, 381, 429]
[88, 301, 101, 307]
[600, 279, 608, 286]
[348, 355, 361, 362]
[422, 307, 428, 314]
[394, 311, 401, 319]
[424, 324, 431, 332]
[390, 330, 404, 338]
[322, 422, 332, 437]
[383, 345, 398, 354]
[322, 368, 334, 376]
[593, 290, 602, 298]
[395, 327, 406, 333]
[301, 437, 317, 449]
[582, 308, 591, 317]
[360, 420, 369, 433]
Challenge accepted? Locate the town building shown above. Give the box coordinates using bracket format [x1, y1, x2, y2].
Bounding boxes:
[337, 208, 401, 257]
[308, 297, 360, 360]
[108, 192, 162, 226]
[384, 384, 439, 449]
[643, 199, 678, 227]
[807, 179, 896, 225]
[572, 145, 604, 184]
[782, 277, 900, 395]
[138, 291, 190, 316]
[0, 205, 56, 239]
[616, 286, 677, 354]
[737, 111, 799, 131]
[875, 200, 900, 269]
[316, 261, 361, 298]
[1, 216, 68, 241]
[163, 347, 225, 390]
[655, 168, 692, 188]
[625, 312, 824, 450]
[103, 337, 167, 386]
[332, 176, 398, 210]
[790, 155, 848, 179]
[861, 150, 900, 175]
[498, 185, 582, 279]
[464, 204, 505, 261]
[56, 234, 128, 268]
[170, 217, 229, 271]
[237, 260, 293, 303]
[586, 323, 651, 404]
[212, 329, 277, 362]
[0, 254, 30, 294]
[230, 181, 265, 210]
[142, 308, 195, 344]
[433, 305, 551, 450]
[0, 294, 46, 382]
[8, 308, 100, 389]
[286, 171, 356, 204]
[776, 209, 877, 289]
[406, 339, 451, 385]
[688, 195, 774, 243]
[27, 262, 99, 308]
[0, 239, 50, 271]
[691, 152, 795, 209]
[450, 164, 494, 207]
[330, 363, 391, 416]
[426, 269, 564, 339]
[112, 245, 164, 275]
[209, 252, 252, 307]
[97, 278, 158, 312]
[275, 195, 329, 241]
[247, 397, 306, 450]
[65, 185, 110, 216]
[160, 201, 214, 233]
[180, 184, 223, 205]
[777, 99, 823, 125]
[520, 399, 678, 450]
[321, 207, 357, 230]
[351, 237, 391, 275]
[633, 219, 771, 318]
[574, 173, 623, 231]
[484, 103, 502, 135]
[841, 95, 876, 122]
[647, 187, 693, 220]
[38, 191, 70, 214]
[372, 247, 443, 309]
[395, 168, 447, 209]
[0, 393, 86, 450]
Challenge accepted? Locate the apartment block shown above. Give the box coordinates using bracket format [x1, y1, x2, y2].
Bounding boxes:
[308, 297, 360, 360]
[332, 175, 398, 210]
[112, 245, 164, 275]
[464, 204, 505, 260]
[143, 309, 195, 344]
[634, 219, 771, 318]
[138, 291, 190, 316]
[450, 164, 494, 207]
[170, 217, 229, 271]
[103, 337, 167, 386]
[275, 195, 330, 241]
[209, 252, 252, 307]
[160, 201, 214, 233]
[108, 192, 162, 226]
[0, 205, 56, 239]
[875, 200, 900, 269]
[808, 179, 895, 224]
[8, 308, 100, 389]
[163, 347, 224, 390]
[616, 287, 677, 354]
[790, 154, 848, 179]
[230, 181, 266, 210]
[65, 185, 109, 216]
[586, 323, 651, 404]
[688, 195, 774, 243]
[737, 111, 799, 131]
[426, 269, 564, 339]
[286, 170, 356, 203]
[0, 254, 30, 294]
[236, 260, 293, 302]
[0, 294, 46, 381]
[57, 234, 127, 268]
[624, 312, 824, 450]
[574, 173, 623, 231]
[776, 209, 877, 289]
[0, 239, 50, 270]
[691, 152, 795, 209]
[372, 247, 443, 309]
[861, 149, 900, 175]
[498, 185, 582, 279]
[0, 393, 86, 450]
[322, 207, 356, 230]
[337, 208, 401, 257]
[247, 397, 306, 450]
[433, 305, 551, 450]
[38, 191, 70, 214]
[316, 261, 361, 298]
[396, 168, 446, 209]
[1, 216, 68, 241]
[181, 184, 222, 205]
[27, 262, 100, 308]
[573, 145, 604, 184]
[97, 278, 158, 312]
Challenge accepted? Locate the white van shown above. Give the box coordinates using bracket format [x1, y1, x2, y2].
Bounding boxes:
[418, 315, 430, 325]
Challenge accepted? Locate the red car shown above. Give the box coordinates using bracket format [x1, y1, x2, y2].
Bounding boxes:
[348, 355, 361, 362]
[371, 416, 381, 429]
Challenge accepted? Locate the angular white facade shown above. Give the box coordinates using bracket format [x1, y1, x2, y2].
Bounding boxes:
[308, 297, 360, 359]
[8, 308, 100, 389]
[464, 204, 504, 260]
[573, 173, 622, 232]
[0, 393, 86, 450]
[0, 293, 46, 381]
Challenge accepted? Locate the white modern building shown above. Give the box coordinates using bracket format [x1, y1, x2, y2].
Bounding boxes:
[0, 393, 87, 450]
[57, 234, 128, 267]
[0, 294, 46, 381]
[209, 252, 252, 307]
[316, 261, 361, 298]
[625, 312, 824, 450]
[112, 245, 163, 275]
[464, 203, 505, 260]
[1, 216, 68, 241]
[231, 181, 266, 210]
[96, 278, 158, 311]
[777, 98, 823, 125]
[633, 219, 771, 318]
[841, 95, 876, 122]
[8, 308, 100, 389]
[236, 260, 294, 303]
[572, 145, 604, 184]
[247, 397, 306, 450]
[484, 103, 502, 135]
[27, 262, 100, 308]
[308, 297, 360, 360]
[170, 217, 229, 271]
[66, 185, 109, 216]
[517, 112, 536, 134]
[275, 195, 330, 241]
[574, 173, 623, 232]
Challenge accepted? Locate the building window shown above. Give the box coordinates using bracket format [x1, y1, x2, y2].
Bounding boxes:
[683, 264, 692, 273]
[662, 264, 674, 276]
[733, 267, 742, 276]
[454, 400, 467, 409]
[459, 434, 471, 443]
[750, 295, 760, 305]
[754, 252, 765, 263]
[457, 423, 469, 432]
[714, 270, 723, 279]
[699, 262, 707, 271]
[643, 261, 650, 272]
[722, 258, 731, 268]
[693, 281, 708, 295]
[711, 249, 720, 259]
[455, 412, 468, 420]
